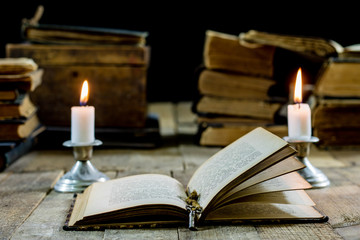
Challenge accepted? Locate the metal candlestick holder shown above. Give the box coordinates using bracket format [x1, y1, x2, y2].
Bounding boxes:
[283, 136, 330, 188]
[54, 140, 109, 193]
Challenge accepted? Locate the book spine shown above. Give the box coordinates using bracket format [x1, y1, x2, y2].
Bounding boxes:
[3, 136, 36, 168]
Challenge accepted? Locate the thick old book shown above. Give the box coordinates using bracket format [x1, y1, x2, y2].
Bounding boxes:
[313, 98, 360, 128]
[21, 6, 147, 46]
[0, 94, 37, 120]
[0, 114, 40, 141]
[195, 95, 282, 120]
[312, 98, 360, 147]
[198, 69, 276, 100]
[0, 58, 38, 75]
[0, 68, 43, 92]
[197, 122, 288, 147]
[65, 128, 326, 230]
[6, 44, 149, 66]
[240, 30, 342, 58]
[22, 10, 148, 46]
[314, 58, 360, 98]
[314, 127, 360, 148]
[7, 44, 149, 128]
[0, 125, 44, 171]
[204, 30, 276, 77]
[23, 24, 147, 46]
[0, 89, 19, 101]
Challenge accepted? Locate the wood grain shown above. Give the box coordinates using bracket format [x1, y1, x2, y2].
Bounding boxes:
[178, 225, 260, 240]
[256, 223, 342, 240]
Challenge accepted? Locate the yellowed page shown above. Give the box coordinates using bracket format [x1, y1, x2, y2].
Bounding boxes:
[218, 156, 304, 203]
[237, 190, 315, 206]
[221, 172, 311, 204]
[187, 127, 288, 210]
[83, 174, 187, 217]
[205, 202, 324, 221]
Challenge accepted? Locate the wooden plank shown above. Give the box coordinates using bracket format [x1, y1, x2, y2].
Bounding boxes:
[307, 184, 360, 228]
[329, 149, 360, 166]
[6, 147, 184, 177]
[0, 191, 46, 240]
[5, 150, 73, 173]
[104, 228, 178, 240]
[0, 172, 10, 183]
[310, 145, 345, 168]
[335, 224, 360, 240]
[0, 170, 63, 240]
[0, 170, 63, 192]
[92, 148, 184, 174]
[10, 191, 104, 240]
[332, 166, 360, 186]
[256, 223, 342, 239]
[317, 168, 354, 187]
[178, 225, 260, 240]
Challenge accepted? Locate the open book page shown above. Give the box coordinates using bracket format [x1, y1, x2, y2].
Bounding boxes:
[82, 174, 187, 218]
[217, 156, 305, 204]
[205, 202, 324, 222]
[237, 190, 315, 206]
[218, 172, 311, 206]
[187, 127, 289, 210]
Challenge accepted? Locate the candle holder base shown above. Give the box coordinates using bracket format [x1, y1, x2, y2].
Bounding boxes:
[54, 140, 109, 193]
[283, 136, 330, 188]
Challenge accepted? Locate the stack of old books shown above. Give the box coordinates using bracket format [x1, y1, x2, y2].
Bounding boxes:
[0, 58, 44, 170]
[235, 30, 360, 148]
[312, 56, 360, 148]
[6, 7, 160, 148]
[193, 30, 288, 146]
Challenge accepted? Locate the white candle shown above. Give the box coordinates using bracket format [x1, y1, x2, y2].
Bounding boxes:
[71, 80, 95, 144]
[287, 68, 311, 140]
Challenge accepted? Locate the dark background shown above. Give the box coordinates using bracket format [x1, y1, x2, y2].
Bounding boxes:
[1, 2, 359, 102]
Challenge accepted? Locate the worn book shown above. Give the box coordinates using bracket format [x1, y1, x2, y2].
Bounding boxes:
[6, 44, 150, 66]
[0, 58, 38, 75]
[312, 98, 360, 147]
[314, 58, 360, 98]
[65, 128, 327, 230]
[0, 94, 37, 120]
[195, 95, 282, 120]
[198, 69, 276, 100]
[203, 30, 276, 77]
[6, 44, 149, 128]
[0, 89, 19, 101]
[21, 7, 148, 46]
[0, 114, 40, 141]
[241, 30, 360, 60]
[0, 68, 43, 92]
[197, 122, 288, 147]
[0, 125, 44, 171]
[240, 30, 342, 58]
[23, 24, 147, 46]
[21, 6, 147, 46]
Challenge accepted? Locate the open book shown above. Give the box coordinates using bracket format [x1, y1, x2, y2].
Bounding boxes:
[65, 128, 327, 230]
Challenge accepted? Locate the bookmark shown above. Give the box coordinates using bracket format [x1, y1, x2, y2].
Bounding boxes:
[185, 190, 202, 231]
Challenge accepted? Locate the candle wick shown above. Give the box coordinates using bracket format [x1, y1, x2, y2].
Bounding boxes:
[297, 102, 301, 109]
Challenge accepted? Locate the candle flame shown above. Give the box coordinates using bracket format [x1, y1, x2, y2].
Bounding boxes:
[294, 68, 302, 103]
[80, 80, 89, 106]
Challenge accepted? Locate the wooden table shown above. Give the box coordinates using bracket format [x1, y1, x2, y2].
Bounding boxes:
[1, 102, 360, 240]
